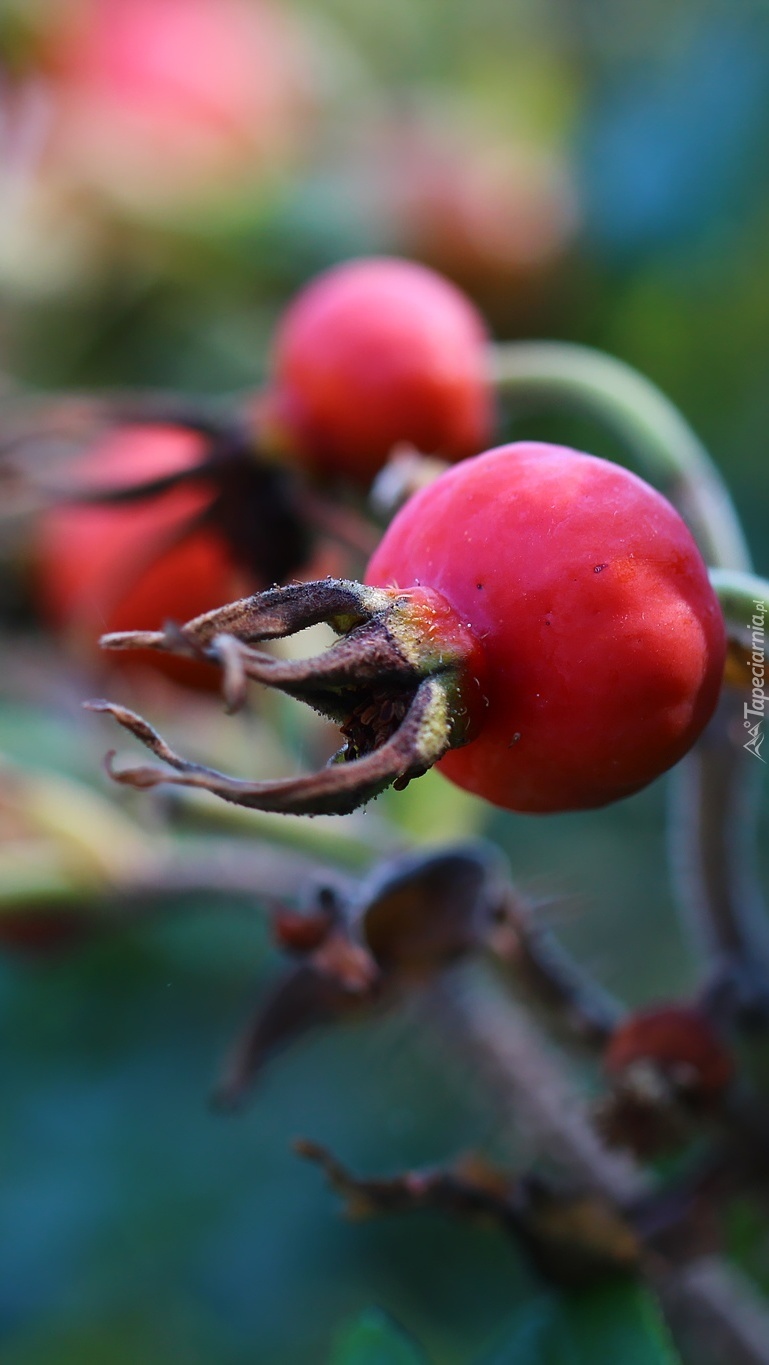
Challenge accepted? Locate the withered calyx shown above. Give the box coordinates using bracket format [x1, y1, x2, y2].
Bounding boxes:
[87, 577, 483, 816]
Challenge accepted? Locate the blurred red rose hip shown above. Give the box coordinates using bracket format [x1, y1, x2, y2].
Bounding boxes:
[34, 424, 251, 689]
[263, 257, 494, 484]
[46, 0, 308, 209]
[605, 1004, 734, 1101]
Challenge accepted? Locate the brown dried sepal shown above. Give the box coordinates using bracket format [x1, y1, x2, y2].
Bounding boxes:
[88, 578, 481, 816]
[213, 844, 508, 1106]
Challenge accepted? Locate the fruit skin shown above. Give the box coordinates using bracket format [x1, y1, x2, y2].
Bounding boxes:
[366, 442, 726, 813]
[34, 425, 250, 689]
[266, 257, 494, 484]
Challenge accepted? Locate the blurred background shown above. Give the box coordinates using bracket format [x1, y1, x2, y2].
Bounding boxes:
[0, 0, 768, 1360]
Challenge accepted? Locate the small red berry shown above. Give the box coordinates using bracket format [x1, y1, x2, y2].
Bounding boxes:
[366, 442, 726, 812]
[263, 257, 494, 484]
[272, 906, 334, 954]
[386, 122, 576, 315]
[34, 425, 250, 688]
[605, 1004, 734, 1101]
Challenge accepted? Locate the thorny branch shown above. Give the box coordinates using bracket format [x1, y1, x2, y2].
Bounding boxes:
[295, 1137, 641, 1288]
[200, 844, 630, 1107]
[130, 828, 765, 1360]
[14, 346, 764, 1358]
[494, 341, 769, 1031]
[345, 971, 769, 1365]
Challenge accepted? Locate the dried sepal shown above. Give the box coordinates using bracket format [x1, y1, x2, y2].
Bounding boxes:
[214, 888, 382, 1107]
[100, 579, 387, 653]
[90, 579, 483, 817]
[208, 842, 637, 1116]
[357, 842, 507, 975]
[213, 964, 377, 1110]
[211, 844, 510, 1104]
[88, 677, 451, 816]
[6, 403, 315, 584]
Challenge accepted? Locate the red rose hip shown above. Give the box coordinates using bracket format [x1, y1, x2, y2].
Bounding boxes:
[605, 1004, 734, 1101]
[365, 442, 726, 812]
[92, 441, 726, 819]
[263, 257, 494, 484]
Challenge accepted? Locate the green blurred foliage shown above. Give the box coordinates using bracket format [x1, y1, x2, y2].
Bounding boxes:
[483, 1281, 680, 1364]
[331, 1308, 428, 1364]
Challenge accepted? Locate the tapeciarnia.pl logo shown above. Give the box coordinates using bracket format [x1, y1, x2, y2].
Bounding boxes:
[744, 598, 766, 762]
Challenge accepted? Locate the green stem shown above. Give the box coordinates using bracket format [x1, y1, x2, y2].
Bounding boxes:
[667, 697, 769, 1013]
[146, 787, 401, 869]
[492, 342, 751, 571]
[676, 572, 769, 1006]
[493, 341, 767, 1019]
[0, 837, 347, 918]
[710, 569, 769, 640]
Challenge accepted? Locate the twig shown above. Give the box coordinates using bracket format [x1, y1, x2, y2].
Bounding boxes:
[492, 341, 767, 1025]
[295, 1137, 641, 1287]
[0, 834, 350, 921]
[437, 968, 644, 1202]
[668, 696, 769, 1020]
[435, 968, 769, 1365]
[669, 572, 769, 1017]
[659, 1259, 769, 1365]
[126, 838, 353, 905]
[491, 888, 623, 1046]
[491, 342, 750, 570]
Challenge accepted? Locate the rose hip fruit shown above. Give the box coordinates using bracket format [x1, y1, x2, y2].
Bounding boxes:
[365, 442, 726, 812]
[264, 257, 494, 484]
[605, 1004, 734, 1101]
[92, 441, 726, 819]
[35, 424, 249, 687]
